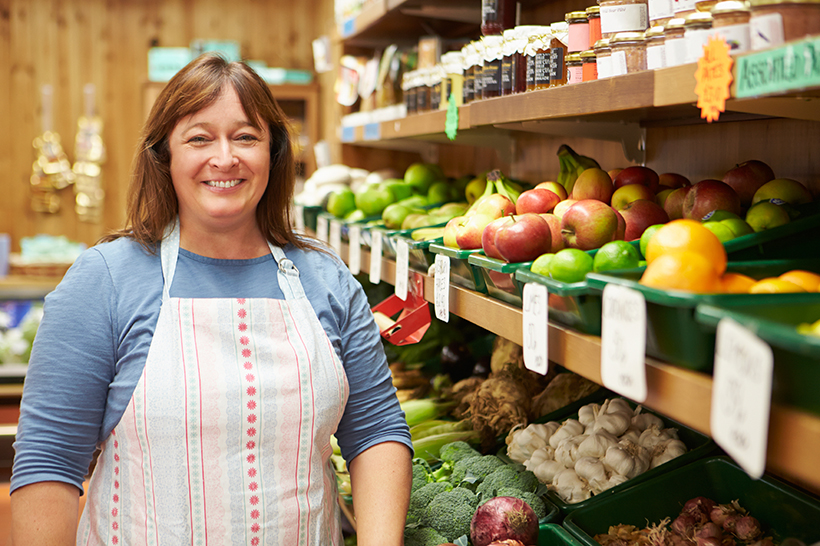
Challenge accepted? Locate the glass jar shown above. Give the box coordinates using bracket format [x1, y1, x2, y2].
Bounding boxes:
[696, 0, 720, 12]
[513, 26, 542, 93]
[587, 6, 604, 47]
[550, 21, 570, 87]
[675, 0, 699, 20]
[473, 40, 487, 99]
[645, 25, 667, 69]
[430, 65, 443, 111]
[684, 11, 713, 63]
[482, 0, 517, 35]
[663, 17, 688, 66]
[416, 68, 431, 113]
[481, 35, 505, 99]
[567, 53, 584, 84]
[610, 31, 648, 75]
[501, 28, 517, 96]
[462, 44, 477, 103]
[567, 11, 591, 52]
[650, 0, 675, 26]
[442, 51, 464, 107]
[581, 49, 599, 80]
[525, 27, 550, 91]
[600, 0, 650, 39]
[710, 0, 751, 54]
[402, 71, 417, 115]
[594, 38, 613, 78]
[748, 0, 820, 50]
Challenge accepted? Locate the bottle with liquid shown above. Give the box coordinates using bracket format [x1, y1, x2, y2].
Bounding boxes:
[482, 0, 517, 35]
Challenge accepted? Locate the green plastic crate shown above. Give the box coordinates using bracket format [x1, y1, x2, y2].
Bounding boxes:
[392, 234, 443, 271]
[586, 259, 820, 372]
[515, 268, 605, 336]
[695, 297, 820, 415]
[429, 243, 488, 294]
[539, 523, 583, 546]
[722, 203, 820, 260]
[563, 456, 820, 545]
[468, 253, 533, 307]
[371, 221, 448, 259]
[301, 205, 322, 232]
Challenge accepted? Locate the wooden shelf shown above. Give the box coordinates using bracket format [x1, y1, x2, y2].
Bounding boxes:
[0, 276, 59, 300]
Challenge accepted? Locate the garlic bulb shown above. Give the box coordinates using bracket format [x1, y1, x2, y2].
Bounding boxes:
[576, 429, 619, 459]
[589, 407, 631, 437]
[524, 446, 555, 471]
[638, 424, 678, 450]
[651, 438, 687, 468]
[620, 426, 642, 444]
[532, 458, 565, 484]
[555, 435, 588, 468]
[550, 468, 592, 503]
[505, 422, 556, 462]
[597, 472, 630, 493]
[603, 440, 651, 479]
[631, 410, 665, 432]
[606, 398, 633, 416]
[548, 418, 585, 449]
[575, 456, 609, 492]
[578, 403, 601, 428]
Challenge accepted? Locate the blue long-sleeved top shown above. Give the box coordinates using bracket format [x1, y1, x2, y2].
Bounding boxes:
[11, 236, 411, 494]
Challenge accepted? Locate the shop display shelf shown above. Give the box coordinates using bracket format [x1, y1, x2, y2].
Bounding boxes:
[428, 243, 488, 294]
[467, 253, 532, 307]
[392, 234, 442, 271]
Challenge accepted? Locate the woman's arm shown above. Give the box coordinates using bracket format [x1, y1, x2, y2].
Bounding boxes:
[10, 481, 80, 546]
[349, 441, 412, 546]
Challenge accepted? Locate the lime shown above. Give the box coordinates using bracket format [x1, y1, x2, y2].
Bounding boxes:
[549, 248, 594, 283]
[530, 253, 555, 276]
[639, 224, 665, 258]
[720, 218, 755, 238]
[702, 221, 736, 243]
[593, 240, 642, 272]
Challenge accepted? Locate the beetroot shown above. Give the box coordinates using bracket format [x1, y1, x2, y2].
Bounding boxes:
[470, 497, 539, 546]
[734, 515, 762, 540]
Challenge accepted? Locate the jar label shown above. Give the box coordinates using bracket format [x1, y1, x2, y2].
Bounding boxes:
[475, 67, 485, 95]
[464, 74, 475, 101]
[611, 50, 629, 76]
[549, 48, 565, 82]
[601, 3, 649, 34]
[501, 58, 513, 93]
[568, 65, 584, 84]
[713, 23, 751, 54]
[665, 37, 687, 67]
[649, 0, 674, 21]
[431, 83, 441, 110]
[526, 54, 537, 87]
[569, 22, 591, 52]
[750, 12, 784, 51]
[597, 56, 612, 78]
[685, 28, 712, 63]
[536, 51, 551, 86]
[647, 43, 667, 69]
[484, 60, 501, 94]
[673, 0, 697, 13]
[417, 89, 428, 110]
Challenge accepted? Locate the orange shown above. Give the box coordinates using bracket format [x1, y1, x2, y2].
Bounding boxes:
[720, 272, 757, 293]
[644, 219, 728, 275]
[748, 277, 806, 294]
[640, 250, 722, 293]
[779, 270, 820, 292]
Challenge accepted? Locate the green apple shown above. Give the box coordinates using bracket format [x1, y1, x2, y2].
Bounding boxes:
[397, 195, 429, 208]
[745, 201, 791, 232]
[382, 203, 424, 229]
[701, 209, 741, 222]
[530, 253, 555, 276]
[344, 209, 366, 222]
[354, 186, 394, 216]
[751, 178, 813, 206]
[702, 221, 736, 243]
[720, 218, 755, 237]
[381, 179, 414, 201]
[427, 181, 458, 204]
[326, 188, 356, 218]
[404, 163, 442, 194]
[465, 177, 488, 204]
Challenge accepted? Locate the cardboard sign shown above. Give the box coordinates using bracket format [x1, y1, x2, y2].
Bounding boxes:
[695, 35, 734, 122]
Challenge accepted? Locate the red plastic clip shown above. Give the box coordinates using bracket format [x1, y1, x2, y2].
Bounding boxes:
[370, 272, 431, 345]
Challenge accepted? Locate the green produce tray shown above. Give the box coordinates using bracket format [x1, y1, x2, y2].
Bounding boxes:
[537, 397, 715, 516]
[468, 253, 534, 307]
[563, 456, 820, 545]
[695, 297, 820, 415]
[586, 259, 820, 373]
[722, 202, 820, 260]
[515, 268, 605, 336]
[539, 523, 583, 546]
[429, 243, 488, 294]
[300, 205, 322, 232]
[392, 235, 443, 271]
[372, 221, 449, 259]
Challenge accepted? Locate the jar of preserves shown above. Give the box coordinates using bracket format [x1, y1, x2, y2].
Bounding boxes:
[581, 49, 599, 80]
[645, 25, 667, 69]
[473, 39, 487, 99]
[710, 0, 751, 53]
[430, 65, 443, 111]
[663, 17, 688, 66]
[567, 11, 591, 52]
[512, 26, 541, 93]
[482, 0, 517, 35]
[600, 0, 649, 39]
[535, 29, 554, 90]
[675, 0, 699, 20]
[684, 11, 713, 63]
[549, 21, 570, 87]
[402, 70, 417, 115]
[567, 53, 584, 83]
[525, 27, 550, 91]
[501, 28, 516, 95]
[650, 0, 675, 26]
[749, 0, 820, 50]
[416, 68, 431, 113]
[610, 31, 648, 75]
[462, 43, 478, 103]
[442, 51, 465, 107]
[481, 35, 505, 99]
[587, 6, 604, 47]
[594, 38, 613, 78]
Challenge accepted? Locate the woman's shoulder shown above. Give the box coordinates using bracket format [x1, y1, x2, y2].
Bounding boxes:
[71, 237, 160, 281]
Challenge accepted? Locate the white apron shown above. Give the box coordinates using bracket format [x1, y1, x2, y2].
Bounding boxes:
[77, 224, 349, 546]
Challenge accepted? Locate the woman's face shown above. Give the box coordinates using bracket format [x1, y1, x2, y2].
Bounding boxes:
[168, 85, 270, 234]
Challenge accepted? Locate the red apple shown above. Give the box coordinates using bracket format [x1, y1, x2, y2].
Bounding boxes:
[455, 213, 496, 250]
[473, 193, 516, 218]
[722, 159, 775, 208]
[570, 168, 614, 203]
[516, 188, 562, 214]
[443, 216, 464, 248]
[619, 199, 670, 241]
[613, 209, 626, 240]
[561, 199, 620, 250]
[613, 166, 660, 193]
[611, 184, 656, 210]
[538, 213, 566, 252]
[482, 216, 515, 259]
[683, 179, 742, 220]
[535, 181, 569, 201]
[553, 199, 577, 219]
[658, 172, 691, 190]
[495, 213, 553, 263]
[663, 186, 693, 220]
[608, 168, 624, 181]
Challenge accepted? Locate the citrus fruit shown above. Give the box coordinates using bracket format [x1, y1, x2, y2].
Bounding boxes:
[778, 270, 820, 292]
[639, 223, 665, 258]
[593, 240, 641, 272]
[720, 272, 756, 293]
[530, 253, 555, 276]
[549, 248, 594, 284]
[748, 278, 806, 294]
[639, 250, 722, 293]
[702, 221, 736, 243]
[644, 219, 728, 275]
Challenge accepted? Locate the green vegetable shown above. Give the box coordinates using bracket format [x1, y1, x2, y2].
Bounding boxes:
[400, 399, 457, 428]
[411, 463, 432, 495]
[422, 488, 478, 541]
[476, 466, 526, 500]
[413, 429, 480, 464]
[404, 526, 449, 546]
[440, 441, 480, 465]
[407, 481, 453, 524]
[451, 455, 506, 487]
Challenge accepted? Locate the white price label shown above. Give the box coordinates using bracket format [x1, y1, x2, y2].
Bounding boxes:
[434, 254, 450, 322]
[316, 215, 329, 242]
[395, 239, 409, 301]
[522, 282, 549, 375]
[329, 220, 342, 255]
[369, 231, 383, 285]
[348, 226, 362, 275]
[711, 317, 773, 479]
[294, 204, 305, 232]
[600, 284, 648, 402]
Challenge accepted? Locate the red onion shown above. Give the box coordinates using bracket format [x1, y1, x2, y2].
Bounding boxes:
[470, 497, 539, 546]
[683, 497, 718, 524]
[722, 513, 742, 533]
[696, 522, 724, 539]
[697, 538, 722, 546]
[671, 514, 697, 538]
[734, 515, 762, 540]
[710, 504, 736, 526]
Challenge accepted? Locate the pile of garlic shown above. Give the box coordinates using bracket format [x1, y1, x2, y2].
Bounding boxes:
[505, 398, 687, 504]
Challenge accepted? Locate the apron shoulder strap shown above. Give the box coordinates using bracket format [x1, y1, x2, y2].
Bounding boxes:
[268, 243, 306, 300]
[160, 220, 181, 301]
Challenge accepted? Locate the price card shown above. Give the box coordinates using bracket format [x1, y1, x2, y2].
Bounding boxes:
[694, 35, 734, 122]
[348, 225, 362, 275]
[711, 317, 773, 479]
[394, 239, 409, 301]
[434, 254, 450, 322]
[316, 215, 329, 243]
[600, 284, 648, 402]
[522, 282, 549, 375]
[369, 231, 383, 285]
[294, 204, 305, 232]
[329, 219, 342, 255]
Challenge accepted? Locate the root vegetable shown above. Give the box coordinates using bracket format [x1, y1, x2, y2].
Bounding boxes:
[710, 503, 737, 526]
[470, 496, 539, 546]
[683, 496, 717, 524]
[671, 513, 697, 538]
[734, 515, 761, 540]
[697, 538, 722, 546]
[695, 522, 723, 539]
[470, 368, 532, 449]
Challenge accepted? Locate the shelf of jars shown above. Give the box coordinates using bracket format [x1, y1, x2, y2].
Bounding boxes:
[334, 239, 820, 495]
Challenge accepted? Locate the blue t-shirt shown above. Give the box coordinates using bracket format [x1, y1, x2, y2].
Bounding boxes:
[11, 237, 411, 494]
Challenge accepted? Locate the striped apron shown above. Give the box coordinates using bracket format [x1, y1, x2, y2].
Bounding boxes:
[77, 224, 349, 545]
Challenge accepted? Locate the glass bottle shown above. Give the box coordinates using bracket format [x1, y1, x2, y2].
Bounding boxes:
[482, 0, 517, 35]
[501, 28, 516, 96]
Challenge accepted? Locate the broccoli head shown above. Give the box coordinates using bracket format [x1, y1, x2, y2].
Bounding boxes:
[407, 481, 452, 524]
[451, 454, 506, 486]
[518, 469, 540, 493]
[411, 463, 432, 494]
[421, 487, 479, 541]
[495, 487, 550, 521]
[439, 440, 481, 464]
[476, 466, 524, 500]
[404, 526, 449, 546]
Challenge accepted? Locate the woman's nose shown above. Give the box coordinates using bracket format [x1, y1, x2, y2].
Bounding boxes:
[209, 139, 239, 169]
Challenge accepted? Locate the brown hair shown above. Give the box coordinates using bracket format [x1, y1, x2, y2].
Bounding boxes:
[102, 53, 320, 253]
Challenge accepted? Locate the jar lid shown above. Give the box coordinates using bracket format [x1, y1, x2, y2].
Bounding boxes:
[567, 53, 583, 62]
[610, 31, 646, 44]
[580, 49, 598, 59]
[586, 5, 601, 15]
[482, 35, 505, 46]
[551, 21, 570, 32]
[749, 0, 820, 6]
[566, 11, 589, 22]
[683, 11, 714, 25]
[503, 28, 517, 39]
[645, 25, 666, 38]
[593, 38, 612, 49]
[664, 17, 688, 29]
[711, 0, 751, 13]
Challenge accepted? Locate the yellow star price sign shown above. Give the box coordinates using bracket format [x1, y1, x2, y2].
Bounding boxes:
[694, 36, 734, 123]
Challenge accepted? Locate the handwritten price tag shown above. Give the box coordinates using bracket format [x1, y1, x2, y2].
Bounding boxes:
[522, 283, 549, 375]
[369, 231, 383, 285]
[711, 317, 773, 479]
[395, 239, 409, 301]
[294, 204, 305, 232]
[348, 225, 362, 275]
[434, 254, 450, 322]
[316, 215, 329, 243]
[695, 35, 734, 122]
[329, 219, 342, 255]
[600, 284, 647, 402]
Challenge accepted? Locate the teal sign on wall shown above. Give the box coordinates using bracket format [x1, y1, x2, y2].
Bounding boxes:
[735, 37, 820, 98]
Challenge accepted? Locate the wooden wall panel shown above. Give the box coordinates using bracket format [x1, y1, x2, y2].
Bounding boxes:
[1, 0, 321, 251]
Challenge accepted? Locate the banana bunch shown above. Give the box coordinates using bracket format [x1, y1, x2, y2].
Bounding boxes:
[557, 144, 601, 196]
[466, 169, 522, 213]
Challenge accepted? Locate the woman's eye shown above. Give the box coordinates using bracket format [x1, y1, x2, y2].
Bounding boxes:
[187, 136, 208, 143]
[237, 134, 258, 142]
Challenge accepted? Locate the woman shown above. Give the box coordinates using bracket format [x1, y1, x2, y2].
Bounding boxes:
[10, 54, 412, 546]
